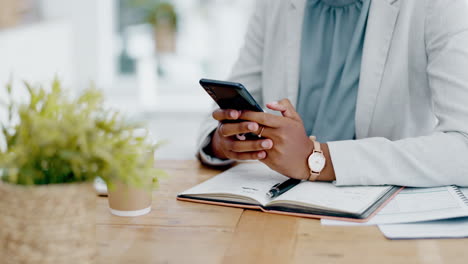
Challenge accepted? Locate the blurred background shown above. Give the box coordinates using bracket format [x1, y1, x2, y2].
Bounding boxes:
[0, 0, 254, 159]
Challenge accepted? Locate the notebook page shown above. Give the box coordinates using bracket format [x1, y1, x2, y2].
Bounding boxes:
[179, 162, 288, 206]
[378, 217, 468, 239]
[322, 186, 468, 226]
[268, 182, 392, 214]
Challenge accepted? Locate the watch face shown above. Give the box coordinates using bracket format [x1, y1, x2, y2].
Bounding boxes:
[308, 152, 326, 172]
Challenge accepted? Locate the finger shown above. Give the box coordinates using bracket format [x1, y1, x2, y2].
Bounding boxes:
[236, 134, 247, 141]
[225, 150, 267, 160]
[266, 101, 287, 112]
[212, 109, 241, 121]
[254, 126, 274, 139]
[266, 99, 301, 121]
[278, 98, 302, 121]
[239, 111, 283, 128]
[229, 139, 274, 152]
[218, 122, 259, 137]
[255, 125, 265, 138]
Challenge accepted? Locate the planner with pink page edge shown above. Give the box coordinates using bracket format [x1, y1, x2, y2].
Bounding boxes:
[177, 162, 402, 222]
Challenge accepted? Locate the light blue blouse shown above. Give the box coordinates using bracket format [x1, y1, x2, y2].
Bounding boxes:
[296, 0, 370, 142]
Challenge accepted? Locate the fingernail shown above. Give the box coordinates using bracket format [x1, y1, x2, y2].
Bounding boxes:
[258, 152, 266, 159]
[230, 110, 237, 118]
[248, 123, 258, 131]
[261, 140, 272, 149]
[269, 101, 279, 105]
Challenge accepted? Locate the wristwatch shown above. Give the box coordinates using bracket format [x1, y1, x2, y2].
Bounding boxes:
[307, 136, 326, 181]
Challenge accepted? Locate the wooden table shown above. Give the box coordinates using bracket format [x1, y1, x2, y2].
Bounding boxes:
[97, 160, 468, 264]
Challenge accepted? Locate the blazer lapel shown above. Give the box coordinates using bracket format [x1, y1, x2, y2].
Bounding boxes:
[356, 0, 400, 138]
[286, 0, 306, 107]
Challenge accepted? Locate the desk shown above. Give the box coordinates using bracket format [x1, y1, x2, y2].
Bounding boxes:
[97, 160, 468, 264]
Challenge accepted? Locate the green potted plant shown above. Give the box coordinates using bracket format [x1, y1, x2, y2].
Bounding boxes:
[131, 0, 179, 53]
[0, 79, 165, 263]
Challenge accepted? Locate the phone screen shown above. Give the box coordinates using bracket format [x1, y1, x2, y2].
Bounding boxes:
[199, 79, 263, 112]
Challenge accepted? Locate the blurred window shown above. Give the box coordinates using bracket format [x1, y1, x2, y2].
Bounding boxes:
[115, 0, 254, 97]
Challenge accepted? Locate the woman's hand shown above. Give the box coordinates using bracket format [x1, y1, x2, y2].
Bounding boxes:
[239, 99, 314, 180]
[209, 109, 274, 161]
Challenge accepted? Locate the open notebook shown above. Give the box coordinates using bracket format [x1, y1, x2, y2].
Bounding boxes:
[322, 186, 468, 226]
[177, 163, 401, 222]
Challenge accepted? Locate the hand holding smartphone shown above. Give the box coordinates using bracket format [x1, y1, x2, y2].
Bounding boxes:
[200, 78, 264, 140]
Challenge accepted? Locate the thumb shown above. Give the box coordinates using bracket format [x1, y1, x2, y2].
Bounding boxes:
[266, 99, 301, 121]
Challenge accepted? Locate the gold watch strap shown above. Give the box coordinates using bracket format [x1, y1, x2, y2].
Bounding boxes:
[311, 137, 321, 153]
[308, 171, 320, 182]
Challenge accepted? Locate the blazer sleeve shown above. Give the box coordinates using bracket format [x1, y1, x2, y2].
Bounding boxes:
[328, 0, 468, 187]
[196, 0, 267, 165]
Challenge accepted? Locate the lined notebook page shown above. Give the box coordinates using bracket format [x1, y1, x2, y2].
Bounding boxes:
[268, 181, 392, 214]
[179, 163, 288, 205]
[181, 162, 392, 213]
[379, 217, 468, 239]
[322, 186, 468, 225]
[378, 187, 468, 239]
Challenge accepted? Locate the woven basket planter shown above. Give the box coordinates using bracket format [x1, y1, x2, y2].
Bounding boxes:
[0, 182, 96, 264]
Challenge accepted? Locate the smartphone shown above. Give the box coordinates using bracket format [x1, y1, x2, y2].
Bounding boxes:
[199, 78, 263, 112]
[199, 78, 264, 139]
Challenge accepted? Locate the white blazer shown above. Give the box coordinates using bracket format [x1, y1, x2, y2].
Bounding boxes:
[198, 0, 468, 187]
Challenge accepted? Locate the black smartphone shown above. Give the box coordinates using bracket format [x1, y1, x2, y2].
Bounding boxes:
[199, 78, 263, 112]
[199, 78, 264, 139]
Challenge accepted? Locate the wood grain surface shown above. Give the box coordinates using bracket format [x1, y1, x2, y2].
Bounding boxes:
[97, 160, 468, 264]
